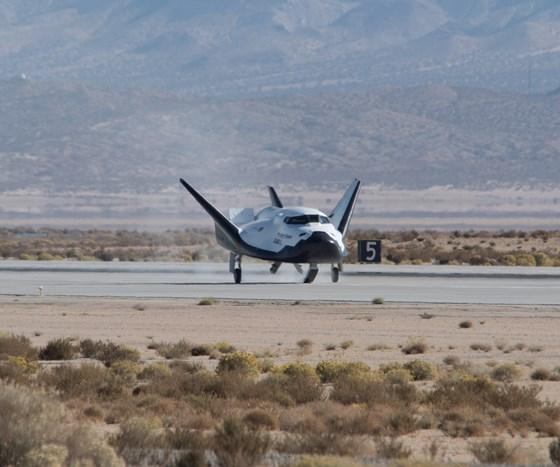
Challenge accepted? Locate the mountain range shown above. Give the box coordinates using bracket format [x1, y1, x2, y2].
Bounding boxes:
[1, 0, 560, 96]
[1, 78, 559, 192]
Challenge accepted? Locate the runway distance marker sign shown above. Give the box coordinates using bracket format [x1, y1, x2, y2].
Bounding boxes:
[357, 240, 382, 264]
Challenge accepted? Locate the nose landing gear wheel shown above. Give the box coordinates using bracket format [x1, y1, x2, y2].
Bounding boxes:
[233, 268, 242, 284]
[331, 265, 339, 283]
[304, 264, 319, 284]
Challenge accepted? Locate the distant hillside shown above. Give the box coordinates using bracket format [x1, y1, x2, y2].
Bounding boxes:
[0, 79, 559, 192]
[0, 0, 559, 95]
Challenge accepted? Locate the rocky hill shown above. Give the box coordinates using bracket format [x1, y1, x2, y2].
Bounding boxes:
[1, 78, 558, 192]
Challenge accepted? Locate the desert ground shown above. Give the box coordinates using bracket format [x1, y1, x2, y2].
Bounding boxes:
[2, 296, 560, 464]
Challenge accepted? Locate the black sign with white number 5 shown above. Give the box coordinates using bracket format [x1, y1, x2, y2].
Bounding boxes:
[357, 240, 381, 263]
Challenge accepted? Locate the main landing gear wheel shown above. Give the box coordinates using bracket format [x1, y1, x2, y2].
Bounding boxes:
[233, 268, 242, 284]
[331, 265, 339, 283]
[230, 253, 242, 284]
[304, 264, 319, 284]
[270, 262, 281, 274]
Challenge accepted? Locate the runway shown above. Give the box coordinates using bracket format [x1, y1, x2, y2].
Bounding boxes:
[1, 261, 559, 305]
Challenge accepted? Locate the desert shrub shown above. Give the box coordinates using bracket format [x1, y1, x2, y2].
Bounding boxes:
[278, 362, 316, 378]
[469, 439, 518, 464]
[443, 355, 461, 366]
[470, 343, 492, 352]
[332, 374, 417, 407]
[198, 298, 218, 306]
[153, 339, 192, 359]
[0, 384, 66, 465]
[316, 361, 370, 383]
[243, 409, 279, 431]
[297, 339, 313, 355]
[213, 417, 270, 467]
[79, 339, 140, 365]
[191, 344, 213, 356]
[550, 439, 560, 465]
[83, 405, 104, 420]
[375, 437, 412, 460]
[139, 363, 172, 381]
[280, 432, 364, 457]
[324, 343, 337, 351]
[250, 371, 322, 406]
[291, 456, 366, 467]
[110, 360, 141, 383]
[216, 352, 259, 376]
[42, 364, 111, 399]
[531, 368, 552, 381]
[114, 418, 166, 449]
[173, 451, 207, 467]
[459, 320, 473, 329]
[439, 410, 487, 437]
[0, 333, 38, 360]
[112, 417, 167, 463]
[367, 343, 391, 351]
[339, 340, 354, 350]
[516, 254, 537, 267]
[214, 341, 236, 354]
[529, 345, 544, 353]
[508, 408, 560, 437]
[0, 384, 123, 466]
[386, 411, 417, 436]
[0, 356, 38, 383]
[383, 368, 412, 384]
[428, 376, 496, 410]
[419, 312, 434, 319]
[491, 363, 522, 382]
[403, 360, 437, 381]
[401, 338, 428, 355]
[39, 338, 77, 360]
[372, 297, 384, 305]
[166, 428, 209, 451]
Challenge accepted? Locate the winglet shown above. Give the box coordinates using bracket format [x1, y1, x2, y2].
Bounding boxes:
[329, 179, 361, 237]
[267, 186, 283, 208]
[179, 179, 240, 241]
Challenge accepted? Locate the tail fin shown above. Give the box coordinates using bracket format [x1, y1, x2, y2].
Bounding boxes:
[268, 186, 283, 208]
[179, 179, 241, 242]
[329, 179, 361, 237]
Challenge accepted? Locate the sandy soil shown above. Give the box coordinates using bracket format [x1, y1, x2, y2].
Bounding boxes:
[2, 296, 560, 464]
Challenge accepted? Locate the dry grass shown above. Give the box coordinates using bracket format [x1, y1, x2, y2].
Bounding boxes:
[469, 439, 519, 464]
[0, 333, 38, 360]
[1, 328, 559, 466]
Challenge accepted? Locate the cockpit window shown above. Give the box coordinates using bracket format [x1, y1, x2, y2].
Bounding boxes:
[285, 215, 331, 225]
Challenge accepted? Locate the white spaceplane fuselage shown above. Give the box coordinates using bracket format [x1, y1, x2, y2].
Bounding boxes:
[180, 178, 360, 284]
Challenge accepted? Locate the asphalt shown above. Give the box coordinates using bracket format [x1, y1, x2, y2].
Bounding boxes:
[1, 261, 559, 305]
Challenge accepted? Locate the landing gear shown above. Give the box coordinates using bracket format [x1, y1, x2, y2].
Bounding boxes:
[229, 253, 242, 284]
[331, 265, 339, 283]
[294, 264, 303, 274]
[270, 262, 281, 274]
[233, 267, 242, 284]
[304, 264, 319, 284]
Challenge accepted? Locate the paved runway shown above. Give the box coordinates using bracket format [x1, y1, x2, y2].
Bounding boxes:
[1, 261, 559, 305]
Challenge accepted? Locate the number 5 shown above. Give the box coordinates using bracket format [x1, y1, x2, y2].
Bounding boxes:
[366, 242, 377, 261]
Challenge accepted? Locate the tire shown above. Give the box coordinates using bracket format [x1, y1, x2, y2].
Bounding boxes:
[233, 268, 242, 284]
[331, 267, 339, 283]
